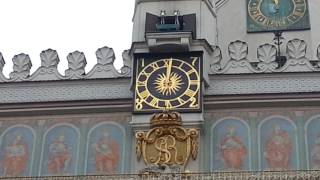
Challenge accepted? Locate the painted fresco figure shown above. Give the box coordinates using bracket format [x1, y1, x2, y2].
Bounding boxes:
[93, 131, 119, 174]
[264, 124, 292, 170]
[219, 126, 247, 170]
[311, 135, 320, 168]
[3, 134, 28, 176]
[47, 135, 71, 175]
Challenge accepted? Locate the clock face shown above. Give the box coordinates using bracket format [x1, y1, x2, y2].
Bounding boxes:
[133, 52, 202, 113]
[247, 0, 310, 32]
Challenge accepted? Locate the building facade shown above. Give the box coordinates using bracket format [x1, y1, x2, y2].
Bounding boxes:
[0, 0, 320, 179]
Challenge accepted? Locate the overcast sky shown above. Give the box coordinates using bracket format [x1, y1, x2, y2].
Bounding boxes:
[0, 0, 134, 77]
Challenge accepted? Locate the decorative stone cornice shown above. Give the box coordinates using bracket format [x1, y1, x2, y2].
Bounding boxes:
[0, 52, 6, 82]
[9, 53, 32, 81]
[256, 43, 278, 72]
[29, 49, 65, 81]
[65, 51, 87, 79]
[0, 46, 132, 83]
[210, 39, 320, 74]
[120, 50, 132, 75]
[317, 44, 320, 60]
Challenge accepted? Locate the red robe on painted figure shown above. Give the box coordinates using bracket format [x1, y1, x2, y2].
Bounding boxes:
[94, 136, 119, 173]
[3, 137, 28, 176]
[264, 127, 292, 170]
[47, 138, 71, 174]
[220, 135, 247, 169]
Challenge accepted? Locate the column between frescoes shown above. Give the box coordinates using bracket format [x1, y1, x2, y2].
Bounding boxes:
[33, 120, 47, 176]
[203, 115, 211, 172]
[248, 112, 259, 171]
[295, 111, 307, 169]
[78, 119, 90, 174]
[124, 120, 133, 174]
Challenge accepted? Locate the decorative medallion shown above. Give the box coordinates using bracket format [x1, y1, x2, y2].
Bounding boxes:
[136, 111, 199, 168]
[247, 0, 310, 32]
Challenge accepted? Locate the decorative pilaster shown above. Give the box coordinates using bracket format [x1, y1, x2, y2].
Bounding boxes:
[248, 112, 259, 171]
[32, 120, 47, 176]
[294, 111, 307, 169]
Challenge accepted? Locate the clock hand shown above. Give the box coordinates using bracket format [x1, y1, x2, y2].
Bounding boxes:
[166, 58, 173, 82]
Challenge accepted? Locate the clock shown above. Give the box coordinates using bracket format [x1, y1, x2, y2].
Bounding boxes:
[247, 0, 310, 32]
[133, 52, 202, 113]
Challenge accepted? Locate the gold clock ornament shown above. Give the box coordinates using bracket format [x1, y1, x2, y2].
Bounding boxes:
[136, 111, 199, 167]
[133, 52, 202, 113]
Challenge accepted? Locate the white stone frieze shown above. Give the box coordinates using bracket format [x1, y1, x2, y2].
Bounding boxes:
[207, 73, 320, 95]
[0, 46, 132, 83]
[0, 79, 132, 104]
[210, 39, 320, 74]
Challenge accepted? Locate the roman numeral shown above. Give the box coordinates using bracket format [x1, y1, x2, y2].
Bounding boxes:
[137, 80, 147, 86]
[185, 89, 196, 97]
[165, 100, 173, 109]
[150, 63, 159, 69]
[139, 90, 149, 99]
[189, 80, 199, 85]
[187, 70, 195, 75]
[141, 71, 151, 77]
[150, 98, 159, 107]
[177, 97, 186, 104]
[191, 57, 198, 66]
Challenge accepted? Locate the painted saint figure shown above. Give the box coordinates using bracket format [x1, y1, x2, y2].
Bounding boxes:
[264, 124, 292, 170]
[93, 131, 119, 174]
[3, 134, 28, 176]
[311, 135, 320, 168]
[47, 135, 71, 175]
[219, 126, 247, 170]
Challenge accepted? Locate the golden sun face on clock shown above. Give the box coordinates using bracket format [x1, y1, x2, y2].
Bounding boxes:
[134, 54, 202, 113]
[154, 72, 184, 96]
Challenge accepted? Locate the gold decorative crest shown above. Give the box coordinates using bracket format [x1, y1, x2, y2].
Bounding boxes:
[136, 111, 199, 167]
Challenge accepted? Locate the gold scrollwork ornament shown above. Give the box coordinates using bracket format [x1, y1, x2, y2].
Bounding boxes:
[135, 111, 199, 168]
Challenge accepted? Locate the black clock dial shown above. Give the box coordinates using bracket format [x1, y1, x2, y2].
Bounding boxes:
[133, 52, 202, 113]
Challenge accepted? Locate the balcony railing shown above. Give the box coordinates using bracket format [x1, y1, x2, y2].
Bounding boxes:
[1, 170, 320, 180]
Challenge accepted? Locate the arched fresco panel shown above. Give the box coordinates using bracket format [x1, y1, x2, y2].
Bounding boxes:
[40, 124, 80, 176]
[0, 125, 35, 177]
[306, 116, 320, 169]
[211, 118, 250, 171]
[85, 122, 125, 175]
[259, 116, 298, 170]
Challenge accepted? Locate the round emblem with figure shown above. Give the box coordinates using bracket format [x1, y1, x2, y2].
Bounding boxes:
[248, 0, 307, 30]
